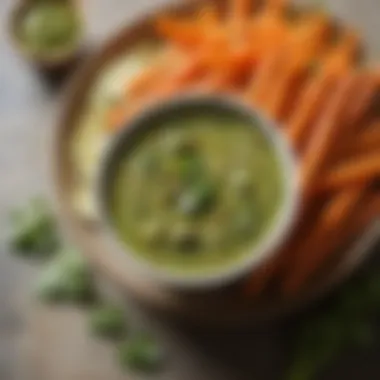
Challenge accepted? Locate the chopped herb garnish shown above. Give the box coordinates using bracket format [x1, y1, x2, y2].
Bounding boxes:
[36, 247, 96, 304]
[118, 334, 164, 373]
[9, 198, 60, 257]
[90, 304, 128, 340]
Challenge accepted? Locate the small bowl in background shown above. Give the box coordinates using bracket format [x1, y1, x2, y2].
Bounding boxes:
[8, 0, 86, 72]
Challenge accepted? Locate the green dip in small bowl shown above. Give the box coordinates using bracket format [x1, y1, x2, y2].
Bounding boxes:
[10, 0, 83, 67]
[98, 95, 299, 290]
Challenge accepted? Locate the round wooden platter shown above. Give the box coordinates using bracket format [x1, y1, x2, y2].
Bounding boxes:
[52, 0, 380, 327]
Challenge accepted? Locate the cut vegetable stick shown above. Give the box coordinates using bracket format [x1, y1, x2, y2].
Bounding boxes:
[315, 153, 380, 194]
[106, 105, 128, 131]
[325, 30, 359, 72]
[244, 0, 293, 101]
[300, 74, 357, 197]
[288, 71, 335, 150]
[198, 2, 219, 25]
[108, 59, 214, 132]
[339, 74, 378, 129]
[264, 55, 311, 119]
[109, 53, 206, 130]
[287, 32, 359, 148]
[266, 0, 288, 14]
[243, 202, 319, 297]
[282, 191, 380, 296]
[228, 0, 253, 21]
[155, 17, 203, 48]
[250, 13, 329, 111]
[125, 47, 184, 97]
[265, 14, 331, 114]
[346, 123, 380, 157]
[250, 10, 289, 60]
[287, 13, 330, 60]
[247, 49, 285, 107]
[325, 74, 379, 165]
[244, 244, 292, 297]
[125, 65, 164, 98]
[281, 188, 363, 295]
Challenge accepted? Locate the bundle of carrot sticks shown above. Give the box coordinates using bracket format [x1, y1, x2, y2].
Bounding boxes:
[107, 0, 380, 298]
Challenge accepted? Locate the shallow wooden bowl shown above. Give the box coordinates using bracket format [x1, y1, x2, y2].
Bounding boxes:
[51, 0, 380, 327]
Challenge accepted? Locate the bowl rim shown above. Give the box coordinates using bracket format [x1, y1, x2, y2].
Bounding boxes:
[95, 93, 300, 290]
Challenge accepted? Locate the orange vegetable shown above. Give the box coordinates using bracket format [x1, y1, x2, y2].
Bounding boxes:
[287, 32, 359, 149]
[229, 0, 253, 23]
[244, 244, 292, 297]
[281, 191, 380, 296]
[300, 74, 357, 197]
[288, 71, 335, 150]
[125, 65, 164, 98]
[347, 122, 380, 156]
[107, 106, 128, 131]
[315, 153, 380, 194]
[264, 14, 331, 117]
[281, 188, 363, 296]
[247, 49, 285, 107]
[155, 17, 204, 48]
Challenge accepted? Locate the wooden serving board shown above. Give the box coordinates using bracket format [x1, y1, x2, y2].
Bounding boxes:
[52, 0, 380, 326]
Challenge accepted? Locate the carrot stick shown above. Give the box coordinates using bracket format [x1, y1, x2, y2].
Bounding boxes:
[229, 0, 253, 22]
[250, 9, 289, 60]
[315, 153, 380, 194]
[248, 13, 329, 110]
[300, 73, 357, 197]
[288, 71, 335, 149]
[124, 47, 184, 97]
[287, 32, 359, 149]
[281, 191, 380, 296]
[324, 30, 359, 72]
[243, 201, 320, 298]
[324, 74, 379, 165]
[244, 0, 292, 101]
[266, 0, 288, 14]
[264, 15, 330, 117]
[106, 105, 128, 131]
[108, 52, 206, 131]
[125, 65, 164, 98]
[155, 17, 203, 48]
[247, 49, 284, 107]
[198, 2, 219, 26]
[244, 244, 293, 297]
[281, 188, 363, 296]
[343, 122, 380, 157]
[264, 55, 312, 119]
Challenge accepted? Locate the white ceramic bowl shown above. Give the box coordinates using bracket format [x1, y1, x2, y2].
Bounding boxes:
[97, 94, 299, 291]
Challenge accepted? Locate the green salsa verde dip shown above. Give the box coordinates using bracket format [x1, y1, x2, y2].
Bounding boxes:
[17, 1, 80, 56]
[108, 107, 285, 275]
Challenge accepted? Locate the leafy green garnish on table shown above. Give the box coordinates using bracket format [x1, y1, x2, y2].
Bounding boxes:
[36, 247, 96, 304]
[8, 196, 166, 375]
[287, 267, 380, 380]
[9, 197, 60, 257]
[118, 334, 165, 373]
[90, 304, 128, 340]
